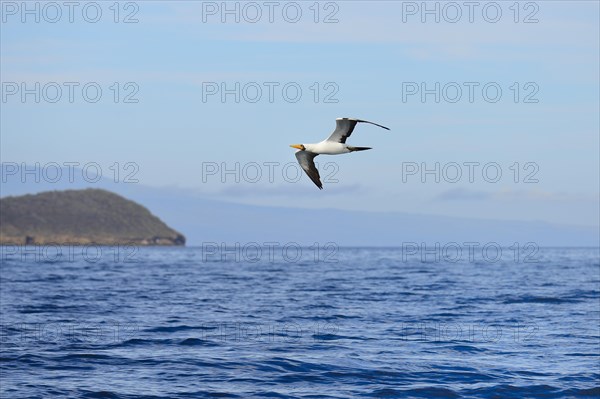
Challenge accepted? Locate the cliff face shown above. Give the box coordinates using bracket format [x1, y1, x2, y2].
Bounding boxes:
[0, 189, 185, 246]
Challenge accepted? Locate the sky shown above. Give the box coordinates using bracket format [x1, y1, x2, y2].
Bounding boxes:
[1, 1, 599, 228]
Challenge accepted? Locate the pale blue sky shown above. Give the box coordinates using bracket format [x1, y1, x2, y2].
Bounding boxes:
[1, 1, 599, 227]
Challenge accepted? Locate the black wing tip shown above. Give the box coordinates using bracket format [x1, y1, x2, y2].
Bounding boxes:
[355, 119, 390, 130]
[309, 181, 322, 189]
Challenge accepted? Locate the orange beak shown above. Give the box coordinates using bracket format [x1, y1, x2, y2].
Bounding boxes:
[289, 144, 303, 150]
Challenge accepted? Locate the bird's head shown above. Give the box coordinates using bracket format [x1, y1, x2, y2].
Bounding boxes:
[289, 144, 305, 151]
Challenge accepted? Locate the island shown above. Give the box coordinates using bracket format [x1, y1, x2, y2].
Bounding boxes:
[0, 189, 185, 246]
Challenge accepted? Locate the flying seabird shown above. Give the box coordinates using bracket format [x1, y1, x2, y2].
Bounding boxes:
[290, 118, 390, 189]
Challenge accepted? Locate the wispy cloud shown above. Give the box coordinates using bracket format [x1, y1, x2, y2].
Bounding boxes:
[435, 188, 599, 202]
[217, 183, 363, 198]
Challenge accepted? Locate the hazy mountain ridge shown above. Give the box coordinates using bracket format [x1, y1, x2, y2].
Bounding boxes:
[1, 165, 598, 246]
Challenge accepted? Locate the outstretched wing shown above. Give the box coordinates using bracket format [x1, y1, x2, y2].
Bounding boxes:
[295, 151, 322, 190]
[326, 118, 390, 144]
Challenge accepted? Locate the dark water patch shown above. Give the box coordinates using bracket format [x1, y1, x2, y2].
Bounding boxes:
[501, 295, 580, 304]
[111, 338, 174, 348]
[56, 353, 114, 360]
[467, 384, 564, 398]
[177, 392, 241, 398]
[145, 325, 212, 333]
[565, 352, 600, 357]
[81, 392, 122, 399]
[18, 304, 90, 313]
[179, 337, 220, 346]
[446, 344, 486, 353]
[80, 391, 167, 399]
[364, 388, 403, 397]
[242, 392, 291, 399]
[392, 387, 460, 398]
[311, 333, 347, 341]
[570, 387, 600, 397]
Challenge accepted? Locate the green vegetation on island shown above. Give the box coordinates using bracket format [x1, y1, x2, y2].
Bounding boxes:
[0, 189, 185, 246]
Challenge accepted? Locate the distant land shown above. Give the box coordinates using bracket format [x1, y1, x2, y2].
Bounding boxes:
[1, 165, 598, 246]
[0, 189, 185, 246]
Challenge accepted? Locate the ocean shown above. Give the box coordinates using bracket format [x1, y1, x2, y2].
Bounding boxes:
[1, 246, 599, 398]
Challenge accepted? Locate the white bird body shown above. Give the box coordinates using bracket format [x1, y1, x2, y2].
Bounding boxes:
[290, 117, 390, 189]
[303, 141, 350, 155]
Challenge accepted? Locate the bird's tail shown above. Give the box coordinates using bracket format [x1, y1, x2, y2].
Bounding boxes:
[348, 146, 372, 152]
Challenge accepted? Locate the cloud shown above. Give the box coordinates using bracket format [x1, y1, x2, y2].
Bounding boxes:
[139, 1, 599, 61]
[216, 183, 363, 198]
[435, 188, 491, 201]
[435, 188, 599, 202]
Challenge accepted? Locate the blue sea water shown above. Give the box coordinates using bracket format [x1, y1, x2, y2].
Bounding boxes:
[0, 246, 599, 398]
